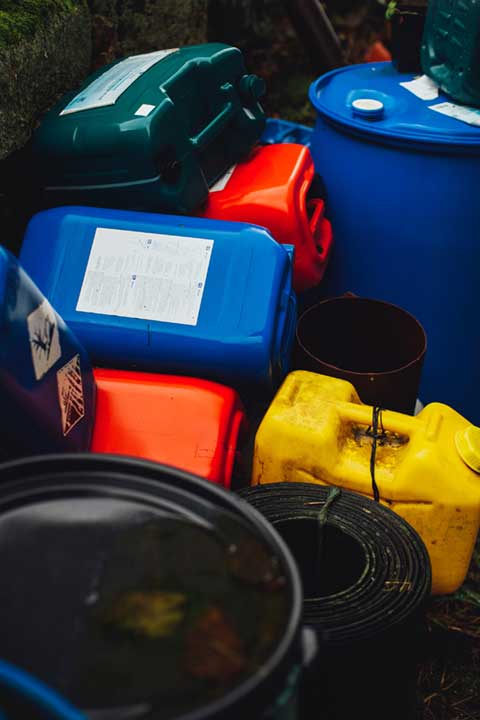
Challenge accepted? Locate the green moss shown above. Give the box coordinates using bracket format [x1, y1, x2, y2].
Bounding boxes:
[0, 0, 82, 49]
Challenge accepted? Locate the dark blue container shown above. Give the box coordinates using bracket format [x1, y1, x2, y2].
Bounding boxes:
[0, 247, 95, 457]
[20, 208, 296, 389]
[261, 118, 313, 147]
[309, 62, 480, 423]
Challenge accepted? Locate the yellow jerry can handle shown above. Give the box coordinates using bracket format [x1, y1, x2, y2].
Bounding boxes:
[339, 401, 417, 437]
[455, 426, 480, 473]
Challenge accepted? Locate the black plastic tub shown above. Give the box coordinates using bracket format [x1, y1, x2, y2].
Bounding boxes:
[294, 295, 427, 414]
[0, 454, 304, 720]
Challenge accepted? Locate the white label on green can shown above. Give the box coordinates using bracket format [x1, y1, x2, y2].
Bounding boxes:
[400, 75, 439, 101]
[76, 227, 213, 327]
[60, 48, 178, 115]
[134, 103, 156, 117]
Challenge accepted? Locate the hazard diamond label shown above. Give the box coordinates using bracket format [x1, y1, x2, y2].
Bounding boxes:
[56, 354, 85, 436]
[27, 300, 62, 380]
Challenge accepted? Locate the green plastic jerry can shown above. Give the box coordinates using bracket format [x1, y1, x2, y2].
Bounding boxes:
[29, 44, 266, 214]
[421, 0, 480, 108]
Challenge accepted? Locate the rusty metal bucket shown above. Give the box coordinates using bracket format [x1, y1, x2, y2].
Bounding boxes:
[294, 296, 427, 414]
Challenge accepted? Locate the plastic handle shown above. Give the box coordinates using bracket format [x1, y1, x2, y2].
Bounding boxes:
[341, 402, 415, 437]
[315, 217, 333, 262]
[191, 85, 237, 150]
[307, 197, 325, 235]
[307, 198, 334, 262]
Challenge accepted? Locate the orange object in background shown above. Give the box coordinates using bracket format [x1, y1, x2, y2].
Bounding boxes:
[91, 369, 246, 486]
[364, 41, 392, 63]
[200, 143, 333, 293]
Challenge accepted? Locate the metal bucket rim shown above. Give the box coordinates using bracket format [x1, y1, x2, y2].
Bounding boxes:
[296, 295, 427, 379]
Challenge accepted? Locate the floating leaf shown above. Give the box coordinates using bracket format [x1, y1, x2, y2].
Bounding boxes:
[227, 537, 280, 586]
[185, 606, 246, 682]
[104, 591, 186, 638]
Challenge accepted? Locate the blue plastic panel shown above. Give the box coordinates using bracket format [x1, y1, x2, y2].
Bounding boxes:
[20, 208, 296, 388]
[261, 118, 313, 147]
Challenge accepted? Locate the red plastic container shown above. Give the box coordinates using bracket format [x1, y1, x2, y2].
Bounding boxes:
[200, 143, 333, 293]
[91, 369, 246, 486]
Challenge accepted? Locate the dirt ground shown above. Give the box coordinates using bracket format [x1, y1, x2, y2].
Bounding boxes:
[419, 540, 480, 720]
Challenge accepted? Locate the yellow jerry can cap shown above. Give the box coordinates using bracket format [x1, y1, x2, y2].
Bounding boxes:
[455, 425, 480, 473]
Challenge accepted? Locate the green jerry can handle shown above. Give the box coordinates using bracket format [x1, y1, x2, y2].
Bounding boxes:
[191, 83, 237, 151]
[190, 75, 264, 151]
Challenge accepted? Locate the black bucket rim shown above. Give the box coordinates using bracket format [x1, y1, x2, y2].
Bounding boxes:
[0, 453, 304, 720]
[296, 295, 427, 379]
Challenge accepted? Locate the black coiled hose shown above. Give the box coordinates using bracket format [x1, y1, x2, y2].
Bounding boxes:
[238, 483, 432, 720]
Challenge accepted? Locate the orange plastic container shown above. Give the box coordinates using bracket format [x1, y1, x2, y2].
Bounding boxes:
[91, 369, 246, 486]
[200, 143, 333, 292]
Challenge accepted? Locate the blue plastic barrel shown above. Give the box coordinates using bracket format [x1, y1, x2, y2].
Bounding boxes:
[0, 247, 95, 457]
[20, 208, 296, 389]
[309, 62, 480, 423]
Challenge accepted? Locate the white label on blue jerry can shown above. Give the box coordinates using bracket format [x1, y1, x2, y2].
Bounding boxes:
[27, 299, 62, 380]
[60, 48, 178, 115]
[76, 227, 214, 326]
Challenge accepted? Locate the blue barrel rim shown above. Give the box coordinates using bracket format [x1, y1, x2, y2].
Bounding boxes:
[309, 61, 480, 149]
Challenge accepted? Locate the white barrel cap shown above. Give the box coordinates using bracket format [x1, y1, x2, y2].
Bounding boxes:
[352, 98, 385, 118]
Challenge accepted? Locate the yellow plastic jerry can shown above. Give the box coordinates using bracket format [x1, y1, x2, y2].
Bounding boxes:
[252, 371, 480, 595]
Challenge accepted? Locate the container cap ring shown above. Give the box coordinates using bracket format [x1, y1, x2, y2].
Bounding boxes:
[352, 98, 384, 118]
[455, 425, 480, 473]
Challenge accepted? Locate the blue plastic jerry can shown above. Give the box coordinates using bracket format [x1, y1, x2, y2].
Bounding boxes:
[20, 207, 297, 389]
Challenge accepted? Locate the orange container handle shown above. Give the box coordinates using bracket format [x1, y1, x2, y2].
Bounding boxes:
[307, 197, 325, 235]
[315, 216, 333, 263]
[308, 196, 333, 264]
